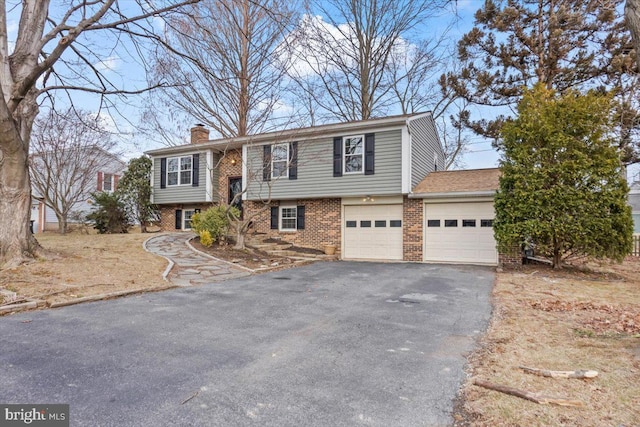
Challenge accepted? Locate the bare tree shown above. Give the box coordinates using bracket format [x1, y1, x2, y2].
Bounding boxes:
[283, 0, 451, 122]
[30, 108, 118, 234]
[141, 0, 299, 143]
[0, 0, 199, 268]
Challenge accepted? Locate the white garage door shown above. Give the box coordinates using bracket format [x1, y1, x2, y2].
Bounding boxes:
[344, 204, 403, 260]
[424, 202, 497, 265]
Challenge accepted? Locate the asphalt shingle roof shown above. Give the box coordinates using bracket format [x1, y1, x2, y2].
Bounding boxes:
[413, 168, 500, 194]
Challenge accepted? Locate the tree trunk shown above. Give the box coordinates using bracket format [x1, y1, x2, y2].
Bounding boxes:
[140, 222, 148, 233]
[234, 223, 246, 250]
[0, 145, 38, 268]
[55, 212, 67, 235]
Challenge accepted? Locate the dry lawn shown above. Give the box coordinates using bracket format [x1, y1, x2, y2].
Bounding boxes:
[0, 231, 169, 308]
[458, 257, 640, 426]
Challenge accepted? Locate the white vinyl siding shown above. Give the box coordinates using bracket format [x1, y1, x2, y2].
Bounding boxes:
[246, 129, 402, 200]
[409, 114, 444, 188]
[152, 153, 213, 204]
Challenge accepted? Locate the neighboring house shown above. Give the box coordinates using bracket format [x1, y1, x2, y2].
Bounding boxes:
[30, 148, 126, 233]
[147, 113, 504, 265]
[630, 181, 640, 235]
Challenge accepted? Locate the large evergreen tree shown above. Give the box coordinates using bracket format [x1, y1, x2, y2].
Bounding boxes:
[446, 0, 639, 163]
[117, 156, 158, 233]
[494, 85, 633, 268]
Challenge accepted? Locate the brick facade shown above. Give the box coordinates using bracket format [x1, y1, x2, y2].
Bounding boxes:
[244, 198, 342, 251]
[217, 150, 242, 204]
[158, 204, 212, 231]
[498, 244, 522, 266]
[403, 197, 423, 261]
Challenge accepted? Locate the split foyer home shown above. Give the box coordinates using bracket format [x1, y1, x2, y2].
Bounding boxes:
[146, 113, 503, 265]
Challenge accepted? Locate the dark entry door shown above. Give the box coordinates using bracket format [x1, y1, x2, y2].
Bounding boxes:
[228, 177, 242, 213]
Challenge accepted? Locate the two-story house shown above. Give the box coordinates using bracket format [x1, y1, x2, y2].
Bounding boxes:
[30, 147, 126, 233]
[146, 113, 501, 265]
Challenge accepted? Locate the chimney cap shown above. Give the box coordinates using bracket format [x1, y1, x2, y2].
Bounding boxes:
[195, 123, 205, 127]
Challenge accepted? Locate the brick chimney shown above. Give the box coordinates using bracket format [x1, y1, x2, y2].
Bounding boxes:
[190, 124, 210, 144]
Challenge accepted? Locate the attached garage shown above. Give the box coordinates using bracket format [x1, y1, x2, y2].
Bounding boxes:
[424, 201, 497, 265]
[343, 201, 403, 260]
[412, 168, 501, 266]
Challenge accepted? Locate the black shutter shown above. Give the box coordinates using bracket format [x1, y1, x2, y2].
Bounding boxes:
[175, 209, 182, 230]
[296, 205, 305, 230]
[270, 206, 278, 229]
[192, 153, 200, 187]
[160, 158, 167, 189]
[263, 145, 271, 182]
[333, 137, 342, 177]
[365, 133, 375, 175]
[289, 141, 298, 180]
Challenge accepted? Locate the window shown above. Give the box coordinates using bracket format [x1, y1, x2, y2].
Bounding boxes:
[390, 220, 402, 227]
[343, 135, 364, 174]
[280, 206, 297, 231]
[102, 173, 113, 192]
[480, 219, 494, 228]
[360, 220, 371, 227]
[427, 219, 440, 227]
[346, 220, 357, 228]
[462, 219, 476, 227]
[183, 209, 195, 230]
[375, 220, 386, 227]
[271, 143, 289, 178]
[167, 156, 192, 186]
[444, 219, 458, 227]
[632, 213, 640, 234]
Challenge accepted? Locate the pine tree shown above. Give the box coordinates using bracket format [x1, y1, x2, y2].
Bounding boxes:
[445, 0, 639, 163]
[494, 85, 634, 268]
[117, 156, 159, 233]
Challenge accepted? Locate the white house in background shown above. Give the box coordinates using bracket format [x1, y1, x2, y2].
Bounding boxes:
[30, 148, 126, 233]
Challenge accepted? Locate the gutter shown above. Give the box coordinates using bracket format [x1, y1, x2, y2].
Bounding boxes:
[409, 190, 497, 199]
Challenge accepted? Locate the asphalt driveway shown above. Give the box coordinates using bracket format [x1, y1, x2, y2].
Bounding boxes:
[0, 262, 493, 426]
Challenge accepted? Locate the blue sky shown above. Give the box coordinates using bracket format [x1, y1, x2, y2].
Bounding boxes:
[8, 1, 638, 179]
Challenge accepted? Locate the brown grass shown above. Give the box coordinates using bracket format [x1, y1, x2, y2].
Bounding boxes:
[0, 231, 168, 308]
[457, 257, 640, 426]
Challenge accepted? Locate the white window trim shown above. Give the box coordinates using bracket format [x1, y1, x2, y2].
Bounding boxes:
[183, 209, 196, 230]
[167, 155, 193, 186]
[101, 173, 114, 192]
[271, 143, 289, 179]
[343, 135, 365, 175]
[279, 205, 297, 232]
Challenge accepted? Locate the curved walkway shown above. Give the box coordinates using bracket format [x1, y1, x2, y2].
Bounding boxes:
[144, 233, 252, 286]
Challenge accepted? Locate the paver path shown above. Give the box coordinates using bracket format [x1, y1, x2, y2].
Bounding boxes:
[144, 232, 252, 286]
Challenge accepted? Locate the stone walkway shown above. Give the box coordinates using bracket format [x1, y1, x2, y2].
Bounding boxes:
[144, 233, 252, 286]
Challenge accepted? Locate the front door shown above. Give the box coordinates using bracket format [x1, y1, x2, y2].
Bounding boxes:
[228, 177, 243, 213]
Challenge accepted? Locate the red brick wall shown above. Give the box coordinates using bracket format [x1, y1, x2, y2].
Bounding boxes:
[244, 198, 341, 251]
[499, 244, 521, 266]
[218, 150, 242, 204]
[158, 204, 212, 231]
[403, 197, 423, 261]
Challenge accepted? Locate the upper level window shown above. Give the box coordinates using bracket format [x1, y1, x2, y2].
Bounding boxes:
[343, 135, 364, 174]
[271, 143, 289, 178]
[102, 173, 113, 192]
[167, 156, 192, 186]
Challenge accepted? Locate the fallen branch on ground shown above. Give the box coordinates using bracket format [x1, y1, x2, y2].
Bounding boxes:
[473, 379, 585, 407]
[519, 366, 598, 379]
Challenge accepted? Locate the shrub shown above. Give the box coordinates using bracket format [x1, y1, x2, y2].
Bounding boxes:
[86, 192, 131, 234]
[199, 230, 214, 247]
[191, 205, 238, 243]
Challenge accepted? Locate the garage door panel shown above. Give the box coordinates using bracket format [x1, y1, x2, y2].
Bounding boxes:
[424, 202, 497, 265]
[344, 204, 403, 260]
